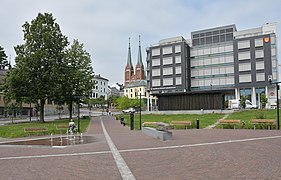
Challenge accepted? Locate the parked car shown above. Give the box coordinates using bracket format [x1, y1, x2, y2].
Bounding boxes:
[122, 107, 136, 113]
[228, 99, 257, 109]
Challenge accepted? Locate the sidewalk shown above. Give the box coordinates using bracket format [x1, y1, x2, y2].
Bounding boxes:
[0, 115, 281, 179]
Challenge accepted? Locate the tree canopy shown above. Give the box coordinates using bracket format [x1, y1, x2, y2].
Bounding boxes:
[0, 46, 8, 69]
[4, 13, 94, 122]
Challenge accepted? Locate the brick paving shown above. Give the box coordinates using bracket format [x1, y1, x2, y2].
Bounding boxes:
[0, 115, 281, 179]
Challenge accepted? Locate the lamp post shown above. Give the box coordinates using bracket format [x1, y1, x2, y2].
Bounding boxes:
[77, 96, 81, 133]
[272, 81, 280, 130]
[139, 92, 142, 130]
[276, 83, 280, 130]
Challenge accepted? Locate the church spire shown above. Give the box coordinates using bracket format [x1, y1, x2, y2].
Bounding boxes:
[137, 35, 143, 67]
[126, 37, 133, 70]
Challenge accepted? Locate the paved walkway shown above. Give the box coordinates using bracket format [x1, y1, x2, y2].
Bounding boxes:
[0, 116, 281, 179]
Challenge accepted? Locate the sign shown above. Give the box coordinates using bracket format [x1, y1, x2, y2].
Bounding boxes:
[264, 37, 270, 43]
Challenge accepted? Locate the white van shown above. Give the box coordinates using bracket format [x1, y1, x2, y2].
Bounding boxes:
[228, 99, 257, 109]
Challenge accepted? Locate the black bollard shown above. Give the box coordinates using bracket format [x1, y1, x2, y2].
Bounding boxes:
[130, 112, 134, 130]
[196, 119, 200, 129]
[120, 117, 124, 125]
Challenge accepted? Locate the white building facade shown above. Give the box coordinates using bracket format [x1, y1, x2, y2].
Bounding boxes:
[92, 74, 109, 100]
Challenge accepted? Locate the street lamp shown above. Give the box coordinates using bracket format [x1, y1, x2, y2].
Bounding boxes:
[272, 81, 280, 130]
[136, 88, 144, 130]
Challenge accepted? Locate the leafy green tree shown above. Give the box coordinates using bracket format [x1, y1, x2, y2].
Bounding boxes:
[260, 94, 268, 109]
[4, 13, 69, 122]
[116, 96, 145, 110]
[59, 39, 94, 119]
[240, 95, 247, 109]
[0, 46, 8, 69]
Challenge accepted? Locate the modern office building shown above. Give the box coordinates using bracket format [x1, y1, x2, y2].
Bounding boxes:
[146, 23, 278, 110]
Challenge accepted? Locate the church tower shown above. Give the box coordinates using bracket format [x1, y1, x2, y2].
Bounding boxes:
[124, 38, 134, 86]
[135, 35, 145, 80]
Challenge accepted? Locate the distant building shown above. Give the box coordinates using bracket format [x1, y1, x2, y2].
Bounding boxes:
[123, 36, 158, 110]
[146, 23, 278, 110]
[92, 74, 109, 100]
[124, 36, 146, 86]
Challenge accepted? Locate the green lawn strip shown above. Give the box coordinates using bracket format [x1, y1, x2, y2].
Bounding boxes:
[121, 113, 224, 130]
[222, 109, 277, 129]
[0, 117, 91, 138]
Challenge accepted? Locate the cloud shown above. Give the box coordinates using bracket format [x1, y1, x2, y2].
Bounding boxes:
[0, 0, 280, 85]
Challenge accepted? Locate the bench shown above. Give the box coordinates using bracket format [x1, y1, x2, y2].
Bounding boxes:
[24, 127, 48, 135]
[56, 125, 69, 129]
[251, 119, 275, 130]
[170, 121, 192, 129]
[219, 120, 241, 129]
[142, 122, 157, 127]
[155, 122, 172, 132]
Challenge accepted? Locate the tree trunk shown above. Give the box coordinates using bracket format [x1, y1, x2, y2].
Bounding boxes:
[40, 99, 45, 122]
[69, 101, 73, 120]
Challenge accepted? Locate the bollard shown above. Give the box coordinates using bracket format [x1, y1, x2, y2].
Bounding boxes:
[130, 112, 134, 130]
[121, 117, 126, 126]
[196, 119, 200, 129]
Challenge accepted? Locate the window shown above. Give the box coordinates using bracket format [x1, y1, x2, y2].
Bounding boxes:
[256, 73, 265, 81]
[175, 56, 181, 64]
[238, 51, 250, 60]
[239, 74, 252, 83]
[238, 40, 250, 49]
[225, 55, 234, 63]
[175, 66, 181, 74]
[152, 58, 160, 66]
[175, 45, 181, 53]
[190, 49, 197, 57]
[211, 47, 219, 54]
[239, 63, 251, 71]
[225, 67, 234, 73]
[272, 48, 276, 56]
[163, 78, 173, 86]
[162, 46, 172, 54]
[163, 67, 173, 75]
[163, 57, 172, 65]
[255, 50, 264, 58]
[225, 45, 233, 52]
[152, 69, 160, 76]
[152, 79, 160, 87]
[176, 77, 182, 85]
[255, 38, 263, 47]
[152, 48, 160, 56]
[256, 61, 264, 70]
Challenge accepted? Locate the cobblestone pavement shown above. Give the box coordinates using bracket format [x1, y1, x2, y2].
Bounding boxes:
[0, 116, 281, 179]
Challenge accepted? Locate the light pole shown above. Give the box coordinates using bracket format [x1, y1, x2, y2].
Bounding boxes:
[139, 92, 142, 130]
[77, 96, 81, 133]
[272, 81, 280, 130]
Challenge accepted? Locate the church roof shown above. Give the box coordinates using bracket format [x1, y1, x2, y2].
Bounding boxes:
[126, 80, 147, 88]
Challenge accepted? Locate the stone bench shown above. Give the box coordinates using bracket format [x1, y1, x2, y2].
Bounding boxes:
[251, 119, 275, 130]
[170, 121, 192, 129]
[142, 127, 172, 141]
[219, 120, 241, 129]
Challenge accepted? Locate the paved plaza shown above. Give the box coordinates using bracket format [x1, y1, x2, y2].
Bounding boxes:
[0, 116, 281, 179]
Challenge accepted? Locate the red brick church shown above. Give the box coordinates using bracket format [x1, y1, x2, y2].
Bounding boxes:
[124, 36, 145, 86]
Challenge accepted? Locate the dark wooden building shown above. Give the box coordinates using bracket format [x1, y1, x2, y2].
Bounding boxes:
[157, 91, 225, 110]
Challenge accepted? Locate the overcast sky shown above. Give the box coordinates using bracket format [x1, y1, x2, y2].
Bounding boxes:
[1, 0, 281, 85]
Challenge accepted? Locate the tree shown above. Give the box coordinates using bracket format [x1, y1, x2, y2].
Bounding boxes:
[4, 13, 69, 122]
[58, 39, 94, 120]
[240, 95, 247, 109]
[0, 46, 8, 69]
[260, 94, 268, 109]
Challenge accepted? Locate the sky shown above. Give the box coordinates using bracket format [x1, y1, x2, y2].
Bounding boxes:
[1, 0, 281, 86]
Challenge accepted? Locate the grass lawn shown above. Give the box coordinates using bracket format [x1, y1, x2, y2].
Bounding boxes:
[0, 117, 91, 138]
[222, 109, 278, 129]
[117, 113, 225, 130]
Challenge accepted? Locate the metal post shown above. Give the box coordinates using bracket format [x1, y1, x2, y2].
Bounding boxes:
[140, 93, 142, 130]
[277, 83, 280, 130]
[78, 97, 81, 133]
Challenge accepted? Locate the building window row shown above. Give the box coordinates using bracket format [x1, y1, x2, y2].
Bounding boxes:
[190, 45, 233, 57]
[152, 56, 182, 67]
[191, 56, 233, 67]
[152, 45, 182, 57]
